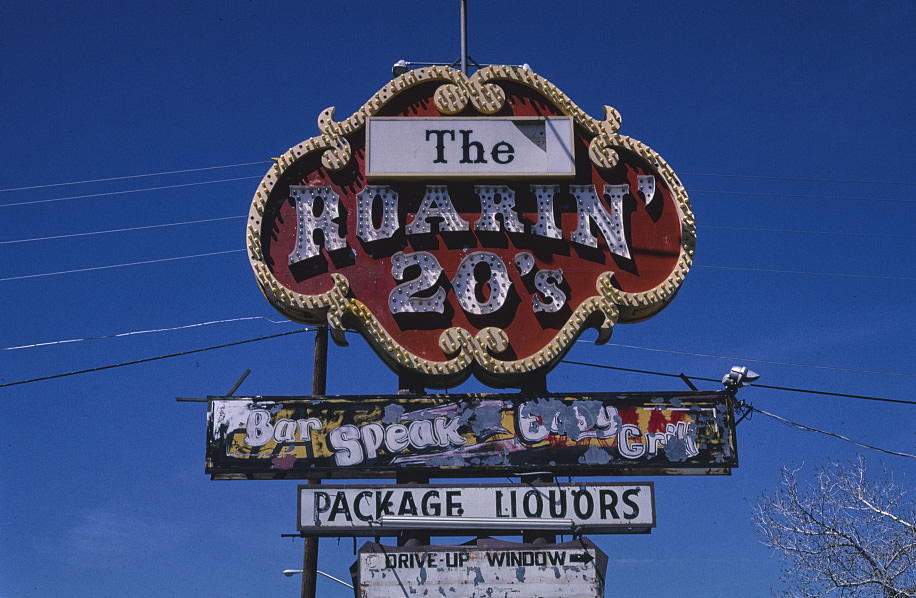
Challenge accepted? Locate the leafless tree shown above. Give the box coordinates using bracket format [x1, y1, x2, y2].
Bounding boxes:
[752, 456, 916, 597]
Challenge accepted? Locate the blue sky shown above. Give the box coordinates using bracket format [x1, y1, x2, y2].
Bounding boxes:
[2, 1, 914, 596]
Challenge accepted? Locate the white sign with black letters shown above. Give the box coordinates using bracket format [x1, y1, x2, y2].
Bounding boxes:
[298, 482, 654, 536]
[354, 537, 607, 598]
[365, 117, 575, 178]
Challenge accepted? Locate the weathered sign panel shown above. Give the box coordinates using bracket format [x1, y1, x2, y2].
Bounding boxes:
[298, 482, 654, 536]
[206, 391, 736, 479]
[352, 537, 607, 598]
[247, 65, 695, 388]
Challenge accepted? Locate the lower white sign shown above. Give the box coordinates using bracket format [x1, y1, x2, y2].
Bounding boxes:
[298, 482, 654, 536]
[353, 537, 607, 598]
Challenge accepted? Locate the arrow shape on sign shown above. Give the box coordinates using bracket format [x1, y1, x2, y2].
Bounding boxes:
[569, 552, 593, 564]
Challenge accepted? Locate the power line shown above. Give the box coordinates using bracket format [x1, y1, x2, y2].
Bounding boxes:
[0, 161, 271, 193]
[0, 329, 311, 389]
[4, 325, 912, 406]
[3, 321, 913, 411]
[3, 244, 915, 284]
[0, 176, 262, 208]
[693, 264, 916, 282]
[560, 360, 916, 406]
[2, 335, 910, 461]
[8, 218, 914, 247]
[682, 172, 916, 187]
[3, 160, 913, 195]
[596, 343, 916, 379]
[1, 316, 292, 351]
[5, 217, 914, 249]
[748, 406, 916, 459]
[735, 380, 916, 406]
[3, 329, 913, 461]
[0, 215, 246, 245]
[697, 225, 916, 240]
[0, 157, 911, 211]
[5, 314, 913, 386]
[0, 249, 245, 282]
[4, 182, 909, 209]
[692, 189, 916, 204]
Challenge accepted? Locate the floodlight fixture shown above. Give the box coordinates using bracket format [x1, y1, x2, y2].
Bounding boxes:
[392, 60, 409, 77]
[722, 365, 761, 391]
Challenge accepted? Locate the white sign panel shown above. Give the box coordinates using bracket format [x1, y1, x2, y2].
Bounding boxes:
[298, 482, 654, 536]
[365, 117, 575, 178]
[355, 538, 606, 598]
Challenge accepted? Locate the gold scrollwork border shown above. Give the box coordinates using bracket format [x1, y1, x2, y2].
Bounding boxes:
[247, 66, 695, 387]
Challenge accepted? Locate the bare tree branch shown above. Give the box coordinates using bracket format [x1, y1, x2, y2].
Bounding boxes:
[751, 456, 916, 597]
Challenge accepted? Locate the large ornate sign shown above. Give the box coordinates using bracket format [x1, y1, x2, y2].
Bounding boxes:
[248, 65, 694, 387]
[206, 392, 736, 479]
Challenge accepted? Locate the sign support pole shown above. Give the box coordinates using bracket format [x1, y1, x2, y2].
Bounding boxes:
[521, 473, 556, 544]
[460, 0, 467, 75]
[300, 324, 328, 598]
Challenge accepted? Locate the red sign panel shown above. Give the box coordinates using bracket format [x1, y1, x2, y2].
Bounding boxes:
[248, 66, 694, 387]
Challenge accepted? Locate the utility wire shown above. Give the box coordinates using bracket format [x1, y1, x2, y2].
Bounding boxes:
[0, 161, 271, 192]
[3, 183, 909, 208]
[5, 218, 914, 247]
[3, 330, 912, 459]
[6, 315, 913, 385]
[682, 172, 916, 187]
[691, 189, 915, 204]
[0, 215, 246, 245]
[692, 264, 916, 282]
[0, 249, 245, 282]
[7, 219, 914, 247]
[697, 225, 916, 240]
[0, 159, 911, 208]
[3, 161, 913, 194]
[747, 406, 916, 459]
[561, 360, 916, 406]
[2, 324, 913, 406]
[0, 176, 262, 208]
[1, 316, 292, 351]
[727, 380, 916, 406]
[2, 328, 911, 461]
[3, 248, 915, 284]
[595, 342, 916, 379]
[0, 329, 310, 389]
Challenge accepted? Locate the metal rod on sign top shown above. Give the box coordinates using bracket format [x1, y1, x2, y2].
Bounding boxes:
[226, 368, 251, 396]
[460, 0, 468, 75]
[300, 324, 328, 598]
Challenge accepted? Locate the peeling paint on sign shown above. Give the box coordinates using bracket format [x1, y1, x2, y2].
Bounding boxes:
[206, 391, 737, 479]
[351, 537, 607, 598]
